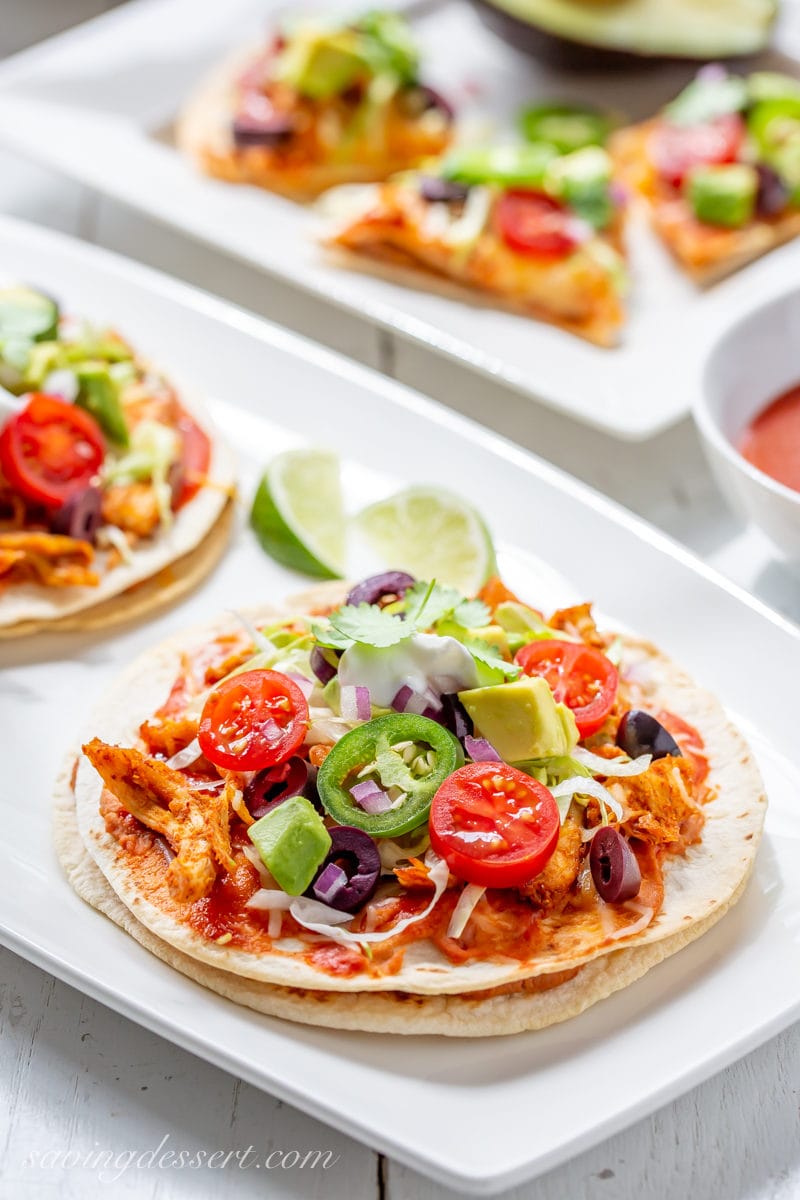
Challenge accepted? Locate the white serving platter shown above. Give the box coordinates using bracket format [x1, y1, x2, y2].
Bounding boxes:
[1, 214, 800, 1195]
[1, 0, 799, 440]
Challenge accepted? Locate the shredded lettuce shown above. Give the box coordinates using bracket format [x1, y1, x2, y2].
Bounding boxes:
[103, 420, 179, 526]
[514, 754, 591, 788]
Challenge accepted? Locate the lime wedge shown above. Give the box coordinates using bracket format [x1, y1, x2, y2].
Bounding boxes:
[251, 449, 345, 578]
[354, 486, 496, 595]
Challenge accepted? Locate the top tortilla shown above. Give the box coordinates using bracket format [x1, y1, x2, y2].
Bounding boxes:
[69, 600, 767, 997]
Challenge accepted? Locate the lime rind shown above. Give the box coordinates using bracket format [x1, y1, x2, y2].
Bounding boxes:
[251, 449, 345, 579]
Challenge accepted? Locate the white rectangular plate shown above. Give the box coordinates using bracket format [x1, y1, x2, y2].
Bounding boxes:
[1, 0, 800, 439]
[2, 214, 800, 1195]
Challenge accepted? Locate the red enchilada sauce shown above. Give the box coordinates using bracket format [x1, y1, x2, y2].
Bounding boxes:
[739, 384, 800, 492]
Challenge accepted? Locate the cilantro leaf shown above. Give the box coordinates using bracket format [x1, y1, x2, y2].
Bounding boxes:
[453, 598, 491, 629]
[466, 637, 520, 681]
[312, 603, 408, 650]
[404, 579, 464, 628]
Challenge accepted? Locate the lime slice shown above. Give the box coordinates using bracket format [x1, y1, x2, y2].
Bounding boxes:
[354, 486, 496, 595]
[251, 449, 345, 578]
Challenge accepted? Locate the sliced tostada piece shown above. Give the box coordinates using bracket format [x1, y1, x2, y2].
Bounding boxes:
[612, 67, 800, 283]
[177, 10, 454, 200]
[323, 141, 629, 345]
[0, 285, 236, 637]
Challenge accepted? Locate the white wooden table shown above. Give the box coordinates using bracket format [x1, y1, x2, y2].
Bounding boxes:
[2, 5, 799, 1197]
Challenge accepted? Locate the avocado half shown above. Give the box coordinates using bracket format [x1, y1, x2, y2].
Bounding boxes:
[469, 0, 779, 69]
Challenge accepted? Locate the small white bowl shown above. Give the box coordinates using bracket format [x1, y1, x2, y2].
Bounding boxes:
[695, 287, 800, 564]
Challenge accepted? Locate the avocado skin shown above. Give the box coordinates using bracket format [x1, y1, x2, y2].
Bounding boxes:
[468, 0, 770, 69]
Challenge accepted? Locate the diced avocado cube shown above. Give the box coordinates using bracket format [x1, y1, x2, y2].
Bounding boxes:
[458, 676, 578, 763]
[75, 361, 129, 446]
[248, 795, 331, 896]
[687, 163, 758, 228]
[545, 146, 614, 229]
[281, 31, 366, 101]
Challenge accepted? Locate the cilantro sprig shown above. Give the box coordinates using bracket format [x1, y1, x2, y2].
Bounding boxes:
[313, 603, 408, 650]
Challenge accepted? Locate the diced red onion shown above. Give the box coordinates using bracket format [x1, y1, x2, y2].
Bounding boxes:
[392, 683, 442, 716]
[340, 684, 371, 722]
[312, 862, 348, 904]
[464, 735, 501, 762]
[286, 673, 314, 700]
[697, 62, 727, 82]
[610, 181, 629, 207]
[351, 779, 392, 814]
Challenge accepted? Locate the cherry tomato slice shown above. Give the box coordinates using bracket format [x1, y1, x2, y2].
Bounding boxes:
[649, 113, 744, 189]
[430, 762, 560, 888]
[198, 669, 309, 772]
[515, 639, 618, 738]
[173, 404, 211, 508]
[0, 393, 105, 507]
[494, 190, 581, 259]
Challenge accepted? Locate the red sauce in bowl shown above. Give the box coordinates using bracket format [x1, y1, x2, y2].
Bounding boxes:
[739, 384, 800, 492]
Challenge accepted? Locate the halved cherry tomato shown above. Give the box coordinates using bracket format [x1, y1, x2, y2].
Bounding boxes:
[515, 639, 618, 737]
[0, 393, 105, 507]
[649, 113, 744, 189]
[494, 190, 581, 259]
[430, 762, 560, 888]
[173, 404, 211, 508]
[198, 669, 309, 772]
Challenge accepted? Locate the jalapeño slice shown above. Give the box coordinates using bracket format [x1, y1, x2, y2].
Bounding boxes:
[317, 713, 464, 837]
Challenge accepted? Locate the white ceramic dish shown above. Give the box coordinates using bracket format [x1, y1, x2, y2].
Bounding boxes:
[1, 0, 800, 440]
[2, 214, 800, 1195]
[696, 286, 800, 565]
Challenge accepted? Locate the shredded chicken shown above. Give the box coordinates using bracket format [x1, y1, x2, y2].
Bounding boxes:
[101, 483, 162, 540]
[519, 820, 582, 908]
[619, 756, 703, 848]
[0, 531, 97, 588]
[121, 382, 178, 429]
[394, 857, 436, 890]
[549, 602, 606, 649]
[139, 713, 199, 759]
[83, 739, 235, 903]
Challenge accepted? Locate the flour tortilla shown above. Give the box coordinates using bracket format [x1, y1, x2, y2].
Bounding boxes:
[54, 765, 753, 1036]
[66, 596, 766, 1006]
[176, 47, 448, 200]
[0, 395, 237, 637]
